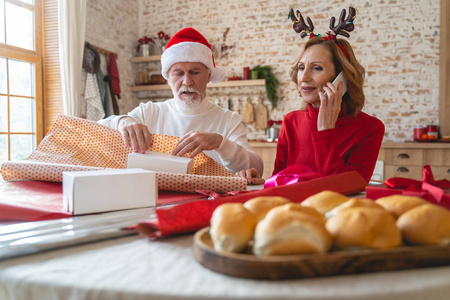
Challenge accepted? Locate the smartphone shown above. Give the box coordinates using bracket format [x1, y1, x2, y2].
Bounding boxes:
[324, 72, 347, 98]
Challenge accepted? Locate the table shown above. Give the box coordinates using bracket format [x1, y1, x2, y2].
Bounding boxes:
[1, 232, 450, 300]
[1, 182, 450, 300]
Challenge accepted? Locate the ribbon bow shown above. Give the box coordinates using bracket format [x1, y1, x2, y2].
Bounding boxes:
[384, 165, 450, 204]
[264, 165, 321, 188]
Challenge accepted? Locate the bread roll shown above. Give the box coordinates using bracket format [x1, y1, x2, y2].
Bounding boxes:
[243, 196, 290, 221]
[375, 195, 427, 219]
[326, 206, 402, 249]
[325, 198, 384, 220]
[275, 203, 325, 223]
[397, 204, 450, 246]
[209, 203, 258, 252]
[301, 190, 349, 215]
[253, 206, 332, 256]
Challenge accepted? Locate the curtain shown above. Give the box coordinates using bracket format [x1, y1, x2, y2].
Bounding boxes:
[58, 0, 87, 117]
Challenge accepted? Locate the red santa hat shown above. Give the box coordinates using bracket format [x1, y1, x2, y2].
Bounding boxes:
[161, 27, 225, 83]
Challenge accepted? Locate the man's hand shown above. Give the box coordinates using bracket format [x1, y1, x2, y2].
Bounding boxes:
[235, 168, 265, 185]
[172, 131, 223, 158]
[118, 117, 152, 153]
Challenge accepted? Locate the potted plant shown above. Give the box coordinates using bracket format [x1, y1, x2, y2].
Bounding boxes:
[155, 31, 170, 54]
[250, 65, 280, 109]
[136, 36, 155, 57]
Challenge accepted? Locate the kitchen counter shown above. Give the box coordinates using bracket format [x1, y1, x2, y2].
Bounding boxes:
[379, 142, 450, 180]
[249, 141, 277, 179]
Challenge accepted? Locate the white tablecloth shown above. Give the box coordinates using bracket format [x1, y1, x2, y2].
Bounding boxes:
[1, 233, 450, 300]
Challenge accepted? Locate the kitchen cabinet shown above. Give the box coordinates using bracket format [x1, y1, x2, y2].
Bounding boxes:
[130, 55, 266, 91]
[379, 142, 450, 180]
[250, 141, 450, 182]
[249, 141, 277, 179]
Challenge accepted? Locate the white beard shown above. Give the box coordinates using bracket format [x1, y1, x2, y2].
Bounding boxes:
[174, 86, 203, 109]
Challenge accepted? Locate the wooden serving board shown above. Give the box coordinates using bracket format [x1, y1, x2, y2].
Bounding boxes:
[193, 227, 450, 280]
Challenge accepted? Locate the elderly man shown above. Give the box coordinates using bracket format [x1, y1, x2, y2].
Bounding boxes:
[99, 27, 263, 175]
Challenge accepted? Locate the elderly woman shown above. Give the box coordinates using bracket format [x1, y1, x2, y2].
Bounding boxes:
[237, 7, 384, 185]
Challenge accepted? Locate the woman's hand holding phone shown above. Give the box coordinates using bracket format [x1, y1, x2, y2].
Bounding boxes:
[317, 72, 346, 131]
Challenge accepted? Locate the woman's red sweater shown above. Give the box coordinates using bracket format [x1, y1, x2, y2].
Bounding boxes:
[274, 105, 385, 183]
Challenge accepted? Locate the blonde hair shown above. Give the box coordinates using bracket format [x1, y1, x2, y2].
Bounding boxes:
[290, 37, 365, 116]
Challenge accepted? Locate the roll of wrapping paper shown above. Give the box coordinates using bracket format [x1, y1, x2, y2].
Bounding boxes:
[0, 115, 246, 194]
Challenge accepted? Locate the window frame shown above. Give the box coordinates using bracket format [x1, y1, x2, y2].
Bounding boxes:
[440, 0, 450, 138]
[0, 0, 44, 161]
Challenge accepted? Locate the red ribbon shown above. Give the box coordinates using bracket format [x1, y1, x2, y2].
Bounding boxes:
[384, 165, 450, 204]
[264, 164, 321, 188]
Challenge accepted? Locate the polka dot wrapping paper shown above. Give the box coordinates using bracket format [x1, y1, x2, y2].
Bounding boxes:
[0, 115, 246, 193]
[148, 134, 235, 177]
[28, 115, 132, 168]
[1, 161, 105, 182]
[156, 172, 246, 194]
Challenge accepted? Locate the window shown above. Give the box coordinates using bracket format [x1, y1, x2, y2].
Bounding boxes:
[0, 0, 43, 162]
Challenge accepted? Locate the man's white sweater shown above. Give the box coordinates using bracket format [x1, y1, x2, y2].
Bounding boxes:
[99, 98, 263, 174]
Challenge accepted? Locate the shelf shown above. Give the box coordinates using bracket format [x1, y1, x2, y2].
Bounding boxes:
[131, 55, 161, 63]
[130, 55, 266, 91]
[130, 79, 266, 92]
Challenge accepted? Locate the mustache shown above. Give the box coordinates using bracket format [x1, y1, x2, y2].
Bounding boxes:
[178, 86, 200, 96]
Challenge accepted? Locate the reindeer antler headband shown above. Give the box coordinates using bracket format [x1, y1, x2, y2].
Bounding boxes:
[288, 6, 358, 59]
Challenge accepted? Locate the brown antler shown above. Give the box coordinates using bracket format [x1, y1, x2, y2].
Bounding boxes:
[289, 8, 314, 38]
[329, 6, 357, 38]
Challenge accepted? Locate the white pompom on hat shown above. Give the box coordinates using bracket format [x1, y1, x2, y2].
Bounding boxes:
[161, 27, 226, 83]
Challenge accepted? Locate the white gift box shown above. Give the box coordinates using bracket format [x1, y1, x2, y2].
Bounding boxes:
[127, 151, 193, 174]
[63, 168, 157, 214]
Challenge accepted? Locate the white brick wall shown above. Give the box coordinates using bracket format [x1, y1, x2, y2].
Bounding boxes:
[86, 0, 441, 142]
